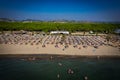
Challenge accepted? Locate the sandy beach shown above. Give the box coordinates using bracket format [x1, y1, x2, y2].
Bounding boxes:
[0, 44, 119, 56]
[0, 33, 120, 56]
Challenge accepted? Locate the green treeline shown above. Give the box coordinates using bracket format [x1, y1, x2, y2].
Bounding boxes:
[0, 22, 120, 33]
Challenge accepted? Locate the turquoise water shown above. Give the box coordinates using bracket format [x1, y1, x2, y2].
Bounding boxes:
[0, 58, 120, 80]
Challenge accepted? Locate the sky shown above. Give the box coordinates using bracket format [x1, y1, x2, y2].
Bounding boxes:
[0, 0, 120, 22]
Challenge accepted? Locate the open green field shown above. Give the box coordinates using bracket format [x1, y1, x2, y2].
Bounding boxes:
[0, 22, 120, 33]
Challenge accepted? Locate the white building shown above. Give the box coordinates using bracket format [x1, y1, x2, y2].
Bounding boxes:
[115, 29, 120, 34]
[50, 31, 69, 34]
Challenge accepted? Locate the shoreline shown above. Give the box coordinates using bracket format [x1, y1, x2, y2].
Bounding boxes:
[0, 43, 120, 53]
[0, 54, 120, 59]
[0, 44, 120, 57]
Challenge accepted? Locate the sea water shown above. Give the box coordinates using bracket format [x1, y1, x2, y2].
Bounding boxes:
[0, 57, 120, 80]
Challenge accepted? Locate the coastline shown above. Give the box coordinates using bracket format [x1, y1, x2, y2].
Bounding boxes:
[0, 44, 120, 59]
[0, 44, 119, 56]
[0, 54, 120, 60]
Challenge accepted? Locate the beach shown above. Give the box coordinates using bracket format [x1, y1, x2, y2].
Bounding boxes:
[0, 32, 120, 80]
[0, 44, 119, 56]
[0, 33, 119, 56]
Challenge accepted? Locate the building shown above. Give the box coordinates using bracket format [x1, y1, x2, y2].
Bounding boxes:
[115, 29, 120, 34]
[50, 31, 69, 34]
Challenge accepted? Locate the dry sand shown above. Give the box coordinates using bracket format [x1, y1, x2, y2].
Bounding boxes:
[0, 44, 119, 56]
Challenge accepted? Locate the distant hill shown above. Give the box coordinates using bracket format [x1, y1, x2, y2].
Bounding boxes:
[0, 18, 15, 22]
[0, 18, 120, 24]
